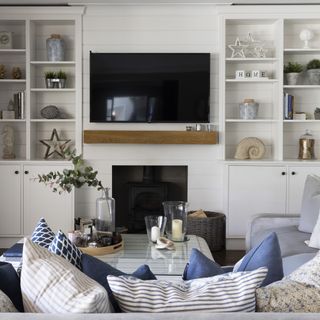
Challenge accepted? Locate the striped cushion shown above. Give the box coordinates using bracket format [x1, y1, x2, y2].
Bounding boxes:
[48, 230, 82, 269]
[31, 217, 55, 248]
[108, 267, 267, 313]
[21, 238, 110, 313]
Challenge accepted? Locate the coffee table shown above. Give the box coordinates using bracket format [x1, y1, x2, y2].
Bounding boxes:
[97, 234, 213, 280]
[0, 234, 213, 280]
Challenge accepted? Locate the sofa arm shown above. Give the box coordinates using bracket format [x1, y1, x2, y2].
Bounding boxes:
[245, 213, 300, 251]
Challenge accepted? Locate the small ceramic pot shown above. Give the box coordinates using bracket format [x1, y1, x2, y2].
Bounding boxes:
[239, 99, 259, 120]
[285, 72, 300, 85]
[307, 69, 320, 85]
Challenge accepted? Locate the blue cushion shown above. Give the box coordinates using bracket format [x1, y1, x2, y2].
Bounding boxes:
[0, 262, 23, 312]
[31, 217, 55, 248]
[182, 248, 226, 280]
[236, 232, 283, 286]
[48, 230, 82, 269]
[81, 253, 156, 312]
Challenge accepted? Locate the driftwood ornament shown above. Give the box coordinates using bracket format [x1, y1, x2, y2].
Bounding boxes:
[234, 137, 266, 160]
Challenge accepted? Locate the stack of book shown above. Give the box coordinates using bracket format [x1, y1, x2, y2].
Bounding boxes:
[0, 243, 23, 270]
[13, 90, 25, 119]
[283, 92, 294, 120]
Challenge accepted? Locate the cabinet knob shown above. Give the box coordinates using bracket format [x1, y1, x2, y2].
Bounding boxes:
[24, 170, 29, 175]
[14, 170, 19, 174]
[281, 171, 286, 175]
[291, 171, 296, 175]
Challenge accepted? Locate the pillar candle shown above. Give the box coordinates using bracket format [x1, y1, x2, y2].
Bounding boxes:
[172, 219, 183, 241]
[151, 226, 160, 242]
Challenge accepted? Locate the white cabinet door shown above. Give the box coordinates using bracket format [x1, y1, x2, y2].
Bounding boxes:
[23, 165, 74, 235]
[287, 166, 320, 214]
[0, 165, 21, 235]
[228, 165, 287, 237]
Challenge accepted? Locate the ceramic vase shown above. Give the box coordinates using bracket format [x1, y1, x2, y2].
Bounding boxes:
[46, 34, 65, 61]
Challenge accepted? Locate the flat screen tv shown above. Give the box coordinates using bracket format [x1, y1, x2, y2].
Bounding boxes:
[90, 52, 210, 123]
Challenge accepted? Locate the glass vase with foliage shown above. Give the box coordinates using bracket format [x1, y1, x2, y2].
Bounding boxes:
[36, 149, 115, 236]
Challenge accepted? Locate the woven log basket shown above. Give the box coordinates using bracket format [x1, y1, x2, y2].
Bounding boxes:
[187, 211, 226, 252]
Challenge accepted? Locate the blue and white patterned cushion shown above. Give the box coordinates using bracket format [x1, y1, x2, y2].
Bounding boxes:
[108, 267, 267, 313]
[48, 230, 82, 269]
[31, 218, 55, 248]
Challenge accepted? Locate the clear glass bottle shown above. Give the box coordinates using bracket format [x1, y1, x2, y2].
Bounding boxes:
[95, 188, 115, 233]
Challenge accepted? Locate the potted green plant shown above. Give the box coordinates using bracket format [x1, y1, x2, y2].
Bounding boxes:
[306, 59, 320, 85]
[284, 62, 303, 85]
[45, 71, 56, 88]
[56, 70, 67, 88]
[36, 149, 115, 233]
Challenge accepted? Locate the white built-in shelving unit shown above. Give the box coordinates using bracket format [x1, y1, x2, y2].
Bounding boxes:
[0, 7, 84, 246]
[220, 13, 320, 162]
[0, 7, 83, 161]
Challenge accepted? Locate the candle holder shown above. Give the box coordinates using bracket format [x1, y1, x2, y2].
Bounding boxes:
[144, 215, 167, 243]
[162, 201, 189, 242]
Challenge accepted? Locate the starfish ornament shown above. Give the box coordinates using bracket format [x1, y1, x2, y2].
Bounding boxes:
[40, 128, 71, 159]
[228, 37, 247, 58]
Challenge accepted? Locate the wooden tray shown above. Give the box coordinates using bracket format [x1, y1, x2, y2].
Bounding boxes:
[79, 239, 124, 256]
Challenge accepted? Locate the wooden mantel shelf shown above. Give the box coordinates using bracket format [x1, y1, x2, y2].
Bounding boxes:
[83, 130, 218, 145]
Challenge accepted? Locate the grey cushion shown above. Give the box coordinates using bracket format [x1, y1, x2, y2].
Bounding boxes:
[298, 174, 320, 233]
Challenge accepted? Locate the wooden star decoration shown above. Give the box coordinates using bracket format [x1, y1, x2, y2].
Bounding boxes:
[40, 128, 71, 159]
[228, 37, 247, 58]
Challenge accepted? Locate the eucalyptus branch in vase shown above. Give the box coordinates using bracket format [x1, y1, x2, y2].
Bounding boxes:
[36, 149, 116, 237]
[36, 149, 105, 194]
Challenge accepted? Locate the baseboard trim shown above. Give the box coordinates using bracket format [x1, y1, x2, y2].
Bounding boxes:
[226, 238, 245, 250]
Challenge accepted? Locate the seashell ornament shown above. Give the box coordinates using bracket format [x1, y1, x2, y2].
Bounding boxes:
[234, 137, 265, 160]
[155, 237, 175, 250]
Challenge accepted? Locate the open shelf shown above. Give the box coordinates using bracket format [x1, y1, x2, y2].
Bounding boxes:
[83, 130, 218, 145]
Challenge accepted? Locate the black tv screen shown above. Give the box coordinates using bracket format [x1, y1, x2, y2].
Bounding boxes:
[90, 52, 210, 123]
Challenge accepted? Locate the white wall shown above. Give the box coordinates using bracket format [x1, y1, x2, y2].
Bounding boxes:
[77, 5, 224, 228]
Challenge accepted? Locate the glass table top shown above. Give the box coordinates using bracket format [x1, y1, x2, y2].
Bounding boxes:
[96, 234, 212, 277]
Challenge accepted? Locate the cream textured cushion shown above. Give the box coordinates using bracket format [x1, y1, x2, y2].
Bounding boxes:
[286, 250, 320, 288]
[256, 251, 320, 312]
[21, 238, 110, 313]
[108, 267, 267, 313]
[0, 290, 18, 312]
[256, 280, 320, 312]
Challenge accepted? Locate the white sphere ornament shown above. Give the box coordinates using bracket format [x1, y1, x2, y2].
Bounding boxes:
[299, 29, 314, 49]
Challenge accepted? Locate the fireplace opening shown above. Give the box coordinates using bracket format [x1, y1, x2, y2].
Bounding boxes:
[112, 165, 187, 233]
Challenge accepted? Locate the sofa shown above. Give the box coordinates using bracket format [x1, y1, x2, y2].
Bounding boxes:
[0, 313, 319, 319]
[246, 213, 318, 275]
[246, 173, 320, 276]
